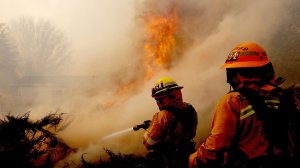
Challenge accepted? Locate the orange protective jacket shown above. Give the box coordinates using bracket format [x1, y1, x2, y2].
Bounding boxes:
[193, 75, 287, 166]
[143, 102, 198, 150]
[196, 91, 271, 163]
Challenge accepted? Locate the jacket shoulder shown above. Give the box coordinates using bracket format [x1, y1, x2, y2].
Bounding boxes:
[216, 91, 248, 114]
[222, 91, 246, 102]
[154, 110, 175, 123]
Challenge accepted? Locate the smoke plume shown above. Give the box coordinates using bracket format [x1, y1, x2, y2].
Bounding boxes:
[0, 0, 299, 166]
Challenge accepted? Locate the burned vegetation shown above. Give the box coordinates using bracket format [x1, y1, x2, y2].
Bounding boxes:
[80, 149, 147, 168]
[0, 112, 75, 168]
[0, 112, 150, 168]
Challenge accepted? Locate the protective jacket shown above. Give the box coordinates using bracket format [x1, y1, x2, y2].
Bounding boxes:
[190, 75, 299, 168]
[193, 91, 273, 166]
[144, 102, 198, 168]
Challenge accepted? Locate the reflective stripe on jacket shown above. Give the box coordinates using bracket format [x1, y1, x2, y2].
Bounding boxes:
[196, 91, 282, 165]
[143, 103, 198, 150]
[143, 109, 173, 149]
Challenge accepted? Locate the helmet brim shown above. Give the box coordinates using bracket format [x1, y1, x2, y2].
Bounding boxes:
[152, 86, 183, 97]
[222, 61, 269, 68]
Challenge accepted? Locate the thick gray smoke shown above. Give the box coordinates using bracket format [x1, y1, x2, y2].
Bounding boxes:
[0, 0, 299, 166]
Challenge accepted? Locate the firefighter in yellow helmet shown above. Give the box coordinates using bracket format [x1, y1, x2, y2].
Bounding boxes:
[143, 77, 198, 168]
[189, 42, 299, 168]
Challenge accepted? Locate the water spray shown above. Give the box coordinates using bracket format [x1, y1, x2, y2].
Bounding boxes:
[101, 120, 151, 140]
[101, 128, 133, 140]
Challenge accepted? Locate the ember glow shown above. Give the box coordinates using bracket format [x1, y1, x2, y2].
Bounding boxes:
[142, 7, 178, 80]
[95, 79, 139, 110]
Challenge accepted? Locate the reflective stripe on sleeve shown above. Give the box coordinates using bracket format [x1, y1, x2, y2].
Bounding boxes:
[144, 133, 158, 146]
[240, 105, 255, 120]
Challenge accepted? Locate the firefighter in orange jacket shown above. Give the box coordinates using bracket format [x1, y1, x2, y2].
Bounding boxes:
[144, 77, 198, 168]
[189, 42, 297, 168]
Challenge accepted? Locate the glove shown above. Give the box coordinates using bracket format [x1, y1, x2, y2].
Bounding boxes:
[189, 151, 197, 168]
[189, 151, 200, 168]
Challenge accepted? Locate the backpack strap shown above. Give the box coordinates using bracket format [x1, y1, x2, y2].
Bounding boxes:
[237, 87, 283, 155]
[238, 86, 300, 158]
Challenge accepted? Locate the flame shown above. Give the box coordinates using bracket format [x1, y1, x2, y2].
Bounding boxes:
[27, 128, 75, 166]
[143, 7, 178, 80]
[32, 141, 75, 166]
[96, 7, 179, 110]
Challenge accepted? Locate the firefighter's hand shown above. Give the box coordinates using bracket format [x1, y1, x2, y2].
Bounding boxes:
[189, 151, 199, 168]
[143, 120, 151, 129]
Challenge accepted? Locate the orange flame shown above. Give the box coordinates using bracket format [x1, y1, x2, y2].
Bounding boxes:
[143, 7, 178, 80]
[96, 8, 179, 110]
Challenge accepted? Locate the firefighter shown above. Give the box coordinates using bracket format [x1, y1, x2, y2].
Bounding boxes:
[144, 76, 198, 168]
[189, 42, 298, 168]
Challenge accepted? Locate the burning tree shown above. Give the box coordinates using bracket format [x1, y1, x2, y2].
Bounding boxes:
[0, 112, 75, 168]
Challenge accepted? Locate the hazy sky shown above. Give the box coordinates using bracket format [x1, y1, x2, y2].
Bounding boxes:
[0, 0, 137, 75]
[0, 0, 298, 166]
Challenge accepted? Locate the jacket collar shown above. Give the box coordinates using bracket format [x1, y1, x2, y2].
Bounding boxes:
[236, 73, 285, 96]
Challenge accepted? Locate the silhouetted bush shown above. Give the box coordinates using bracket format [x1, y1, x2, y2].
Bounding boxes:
[81, 148, 147, 168]
[0, 112, 75, 168]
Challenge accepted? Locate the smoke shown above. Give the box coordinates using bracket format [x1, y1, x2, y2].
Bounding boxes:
[132, 0, 295, 141]
[0, 0, 299, 166]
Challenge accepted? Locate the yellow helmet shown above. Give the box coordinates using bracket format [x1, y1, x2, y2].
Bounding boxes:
[223, 42, 269, 68]
[151, 77, 183, 97]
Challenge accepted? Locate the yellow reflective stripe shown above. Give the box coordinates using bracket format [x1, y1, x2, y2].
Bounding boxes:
[240, 110, 255, 120]
[267, 105, 279, 109]
[144, 133, 158, 146]
[240, 100, 280, 120]
[265, 99, 280, 110]
[240, 105, 255, 120]
[265, 100, 280, 104]
[241, 105, 252, 114]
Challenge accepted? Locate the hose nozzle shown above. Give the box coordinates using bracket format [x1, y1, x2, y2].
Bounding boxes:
[133, 120, 151, 131]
